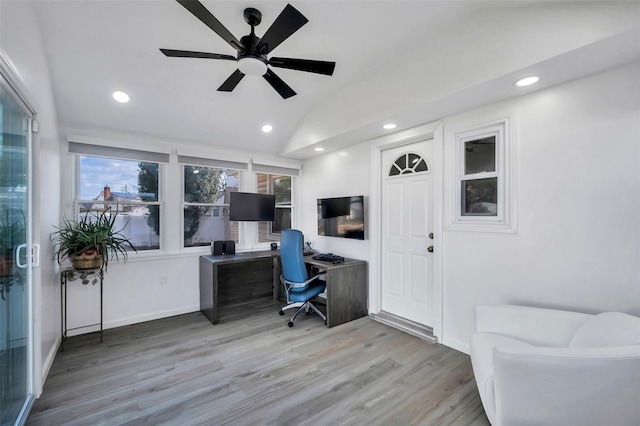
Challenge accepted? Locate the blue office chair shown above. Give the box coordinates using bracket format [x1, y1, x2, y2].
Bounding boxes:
[279, 229, 327, 327]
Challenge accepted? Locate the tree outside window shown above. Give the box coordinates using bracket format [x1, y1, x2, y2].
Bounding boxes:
[182, 166, 239, 247]
[258, 174, 292, 242]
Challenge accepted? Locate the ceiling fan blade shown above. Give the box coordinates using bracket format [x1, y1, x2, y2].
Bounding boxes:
[176, 0, 242, 50]
[218, 69, 245, 92]
[160, 49, 236, 61]
[257, 4, 308, 54]
[263, 69, 296, 99]
[268, 57, 335, 76]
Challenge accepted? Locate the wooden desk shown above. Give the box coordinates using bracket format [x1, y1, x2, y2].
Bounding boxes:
[303, 256, 368, 328]
[199, 250, 279, 325]
[199, 251, 367, 327]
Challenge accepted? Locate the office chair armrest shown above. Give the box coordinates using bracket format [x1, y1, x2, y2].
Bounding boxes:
[281, 271, 325, 290]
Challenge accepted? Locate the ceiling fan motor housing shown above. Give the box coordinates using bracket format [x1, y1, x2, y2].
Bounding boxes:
[238, 33, 268, 75]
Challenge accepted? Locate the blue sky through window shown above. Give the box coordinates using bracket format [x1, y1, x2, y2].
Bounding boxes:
[79, 156, 143, 200]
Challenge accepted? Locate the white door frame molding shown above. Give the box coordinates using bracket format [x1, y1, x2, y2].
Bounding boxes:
[369, 120, 445, 341]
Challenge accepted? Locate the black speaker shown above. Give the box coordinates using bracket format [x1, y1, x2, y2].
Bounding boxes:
[212, 240, 224, 255]
[224, 240, 235, 255]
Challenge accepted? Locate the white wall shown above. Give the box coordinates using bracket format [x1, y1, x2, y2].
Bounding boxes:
[284, 2, 639, 155]
[300, 62, 640, 354]
[440, 62, 640, 352]
[298, 142, 371, 262]
[1, 0, 62, 395]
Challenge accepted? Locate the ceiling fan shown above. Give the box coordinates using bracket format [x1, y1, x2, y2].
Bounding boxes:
[160, 0, 336, 99]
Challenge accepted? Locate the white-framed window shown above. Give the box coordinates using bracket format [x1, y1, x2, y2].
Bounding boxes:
[182, 165, 240, 248]
[75, 154, 163, 251]
[257, 173, 293, 242]
[448, 116, 516, 232]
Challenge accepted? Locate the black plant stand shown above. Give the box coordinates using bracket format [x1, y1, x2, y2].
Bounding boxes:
[60, 267, 103, 351]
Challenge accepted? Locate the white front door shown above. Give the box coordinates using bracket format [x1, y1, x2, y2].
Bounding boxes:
[380, 139, 434, 326]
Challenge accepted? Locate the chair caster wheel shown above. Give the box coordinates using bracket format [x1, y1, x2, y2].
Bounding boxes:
[288, 321, 294, 327]
[279, 310, 284, 316]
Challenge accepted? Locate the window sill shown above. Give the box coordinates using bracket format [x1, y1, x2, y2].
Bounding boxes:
[446, 220, 516, 233]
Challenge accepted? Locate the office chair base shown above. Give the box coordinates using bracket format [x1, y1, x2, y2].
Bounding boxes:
[279, 301, 305, 315]
[285, 300, 326, 327]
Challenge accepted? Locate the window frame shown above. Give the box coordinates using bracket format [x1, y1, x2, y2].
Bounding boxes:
[257, 173, 294, 242]
[74, 154, 164, 251]
[181, 164, 240, 249]
[448, 116, 516, 233]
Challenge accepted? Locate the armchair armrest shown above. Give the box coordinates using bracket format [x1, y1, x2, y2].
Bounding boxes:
[475, 304, 592, 346]
[493, 345, 640, 426]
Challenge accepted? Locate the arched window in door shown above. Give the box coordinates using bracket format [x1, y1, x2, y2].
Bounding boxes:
[389, 153, 429, 176]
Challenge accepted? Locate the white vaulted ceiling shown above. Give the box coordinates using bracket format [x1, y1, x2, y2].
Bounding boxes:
[13, 1, 640, 158]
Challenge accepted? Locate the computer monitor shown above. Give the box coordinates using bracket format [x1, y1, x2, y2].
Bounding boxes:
[317, 196, 365, 240]
[229, 192, 276, 221]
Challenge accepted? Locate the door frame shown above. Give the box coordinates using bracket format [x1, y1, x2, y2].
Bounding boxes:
[369, 120, 445, 341]
[0, 50, 37, 421]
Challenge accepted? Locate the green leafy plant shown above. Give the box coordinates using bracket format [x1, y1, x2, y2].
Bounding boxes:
[0, 210, 25, 255]
[50, 209, 136, 270]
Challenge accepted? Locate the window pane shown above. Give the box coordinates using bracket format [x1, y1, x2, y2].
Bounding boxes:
[462, 178, 497, 216]
[464, 136, 495, 175]
[184, 206, 238, 247]
[183, 166, 239, 248]
[78, 156, 161, 250]
[184, 166, 238, 203]
[257, 173, 292, 242]
[273, 176, 291, 204]
[272, 208, 292, 233]
[79, 156, 158, 202]
[79, 205, 160, 251]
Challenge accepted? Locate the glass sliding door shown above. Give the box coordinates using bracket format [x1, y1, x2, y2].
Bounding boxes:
[0, 69, 33, 425]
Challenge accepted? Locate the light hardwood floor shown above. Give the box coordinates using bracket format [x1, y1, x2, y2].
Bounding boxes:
[28, 299, 489, 425]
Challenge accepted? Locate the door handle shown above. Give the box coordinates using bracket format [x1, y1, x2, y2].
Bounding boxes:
[427, 246, 434, 253]
[16, 244, 27, 268]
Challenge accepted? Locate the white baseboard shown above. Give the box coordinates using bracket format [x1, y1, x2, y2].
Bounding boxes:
[39, 336, 61, 397]
[104, 305, 200, 330]
[441, 335, 470, 355]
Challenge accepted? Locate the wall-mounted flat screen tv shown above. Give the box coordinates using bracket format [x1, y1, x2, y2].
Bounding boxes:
[229, 192, 276, 221]
[317, 196, 365, 240]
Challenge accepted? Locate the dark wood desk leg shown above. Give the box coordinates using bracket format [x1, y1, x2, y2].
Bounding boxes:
[325, 263, 367, 328]
[199, 257, 216, 325]
[212, 264, 219, 324]
[272, 258, 280, 300]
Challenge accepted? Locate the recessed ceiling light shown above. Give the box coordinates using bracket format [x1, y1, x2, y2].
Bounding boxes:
[314, 147, 324, 152]
[383, 123, 397, 130]
[262, 124, 273, 133]
[112, 91, 130, 103]
[514, 76, 539, 87]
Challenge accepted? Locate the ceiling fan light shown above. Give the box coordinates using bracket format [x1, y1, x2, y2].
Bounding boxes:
[238, 57, 267, 76]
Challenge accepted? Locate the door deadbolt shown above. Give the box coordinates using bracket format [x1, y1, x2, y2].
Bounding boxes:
[427, 246, 434, 253]
[428, 233, 434, 239]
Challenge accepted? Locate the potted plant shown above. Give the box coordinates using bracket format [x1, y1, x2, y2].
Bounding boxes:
[50, 209, 136, 271]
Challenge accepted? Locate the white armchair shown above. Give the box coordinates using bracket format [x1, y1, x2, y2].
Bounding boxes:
[470, 304, 640, 426]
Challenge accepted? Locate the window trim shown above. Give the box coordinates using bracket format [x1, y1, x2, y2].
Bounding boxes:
[255, 173, 294, 242]
[74, 155, 164, 251]
[447, 115, 517, 233]
[180, 164, 240, 249]
[269, 174, 293, 238]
